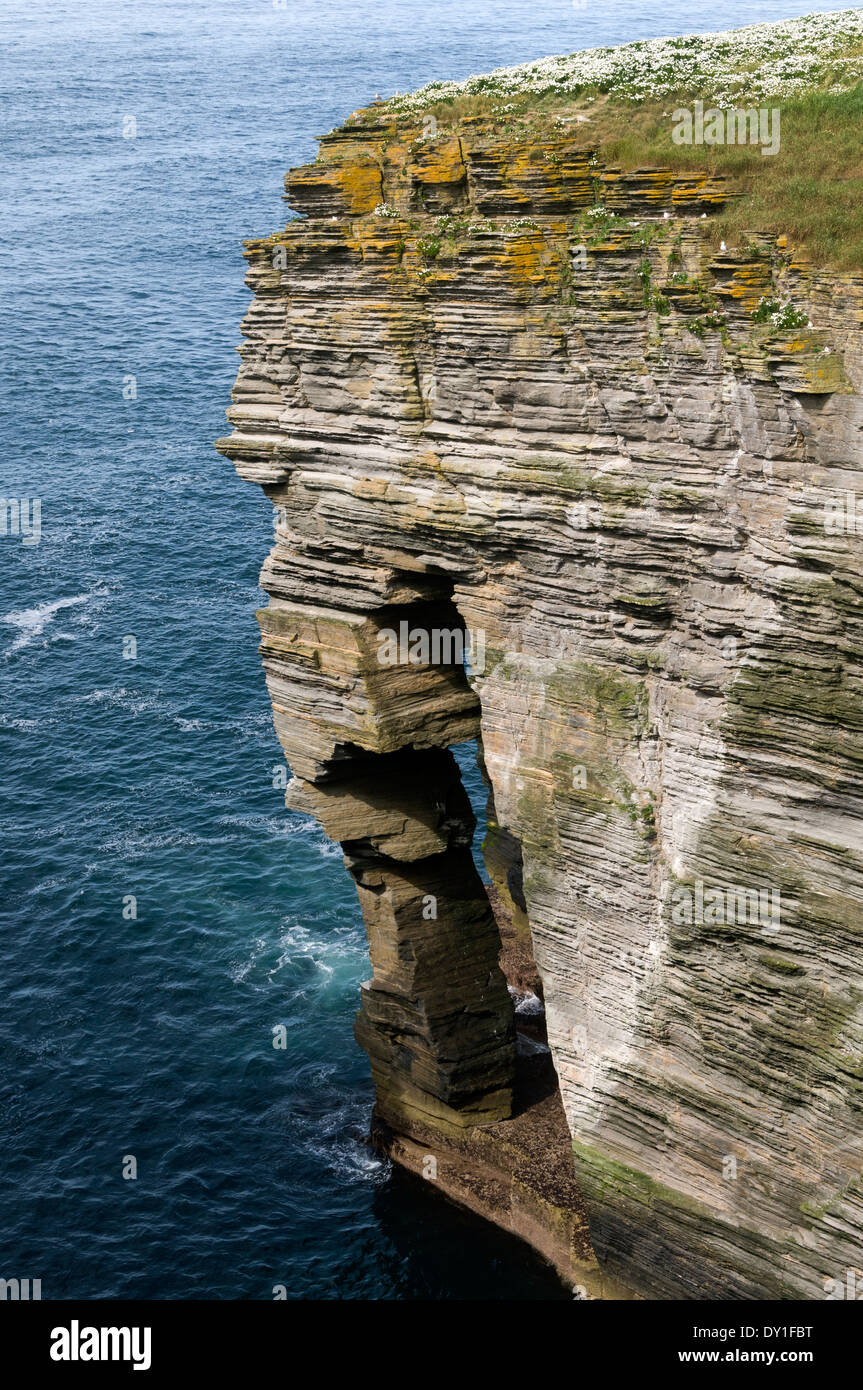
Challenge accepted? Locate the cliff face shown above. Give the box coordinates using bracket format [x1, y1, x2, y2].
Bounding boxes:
[217, 106, 863, 1299]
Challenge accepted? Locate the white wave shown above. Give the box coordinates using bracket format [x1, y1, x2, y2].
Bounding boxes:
[323, 1137, 389, 1182]
[216, 812, 339, 852]
[29, 874, 77, 894]
[2, 593, 91, 654]
[0, 712, 56, 730]
[229, 936, 269, 984]
[508, 986, 545, 1017]
[218, 812, 304, 834]
[175, 710, 273, 736]
[229, 917, 366, 991]
[286, 1089, 389, 1185]
[74, 687, 165, 716]
[98, 828, 210, 856]
[317, 841, 342, 861]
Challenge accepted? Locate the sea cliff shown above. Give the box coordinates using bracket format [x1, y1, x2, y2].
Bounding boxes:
[218, 12, 863, 1299]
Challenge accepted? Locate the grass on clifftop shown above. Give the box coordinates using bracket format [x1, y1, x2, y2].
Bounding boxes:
[370, 10, 863, 272]
[467, 82, 863, 271]
[601, 86, 863, 272]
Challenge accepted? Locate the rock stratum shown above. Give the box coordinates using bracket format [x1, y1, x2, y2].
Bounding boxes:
[217, 64, 863, 1300]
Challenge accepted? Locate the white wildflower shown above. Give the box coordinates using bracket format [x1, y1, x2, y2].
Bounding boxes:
[381, 12, 863, 113]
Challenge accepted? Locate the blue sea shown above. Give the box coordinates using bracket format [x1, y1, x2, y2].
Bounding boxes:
[1, 0, 824, 1300]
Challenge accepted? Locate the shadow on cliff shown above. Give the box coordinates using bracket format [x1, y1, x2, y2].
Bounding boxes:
[367, 1161, 571, 1299]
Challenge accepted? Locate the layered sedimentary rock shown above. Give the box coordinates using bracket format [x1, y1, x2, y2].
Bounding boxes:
[217, 107, 863, 1299]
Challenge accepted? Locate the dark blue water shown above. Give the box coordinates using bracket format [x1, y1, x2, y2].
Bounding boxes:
[1, 0, 821, 1299]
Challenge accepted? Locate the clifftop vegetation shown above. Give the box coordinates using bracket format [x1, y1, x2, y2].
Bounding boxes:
[350, 10, 863, 270]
